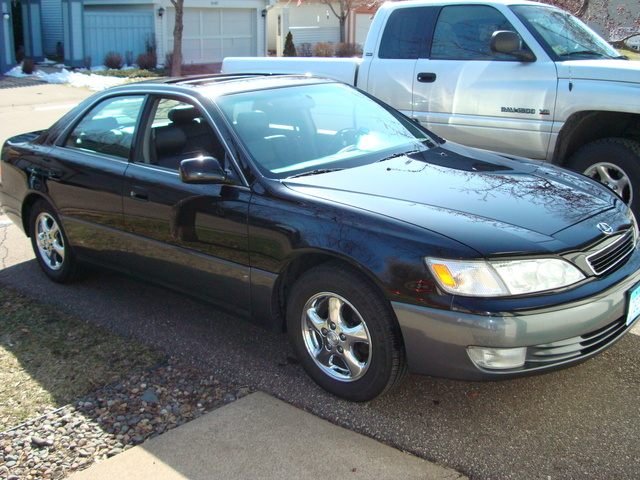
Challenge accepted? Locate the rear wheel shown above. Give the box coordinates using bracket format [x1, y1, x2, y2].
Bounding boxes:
[29, 200, 82, 283]
[567, 138, 640, 217]
[286, 262, 407, 402]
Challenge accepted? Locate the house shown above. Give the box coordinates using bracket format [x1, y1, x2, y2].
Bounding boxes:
[265, 0, 377, 56]
[1, 0, 275, 73]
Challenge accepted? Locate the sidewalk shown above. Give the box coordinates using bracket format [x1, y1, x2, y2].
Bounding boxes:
[67, 392, 466, 480]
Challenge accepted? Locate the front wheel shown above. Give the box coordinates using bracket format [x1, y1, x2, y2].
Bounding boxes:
[567, 138, 640, 217]
[286, 262, 407, 402]
[29, 199, 82, 283]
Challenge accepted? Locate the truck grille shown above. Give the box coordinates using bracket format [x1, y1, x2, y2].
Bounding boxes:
[526, 317, 628, 366]
[586, 230, 636, 276]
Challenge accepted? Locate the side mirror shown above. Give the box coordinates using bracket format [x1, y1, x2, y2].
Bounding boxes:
[180, 156, 226, 184]
[491, 31, 536, 62]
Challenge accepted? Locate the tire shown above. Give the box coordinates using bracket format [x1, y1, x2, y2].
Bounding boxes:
[567, 138, 640, 217]
[29, 199, 82, 283]
[286, 262, 407, 402]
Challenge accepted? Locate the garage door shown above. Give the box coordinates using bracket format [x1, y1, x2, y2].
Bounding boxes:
[168, 8, 256, 64]
[84, 10, 154, 67]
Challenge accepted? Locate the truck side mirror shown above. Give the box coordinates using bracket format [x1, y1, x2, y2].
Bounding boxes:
[180, 156, 227, 184]
[491, 31, 536, 62]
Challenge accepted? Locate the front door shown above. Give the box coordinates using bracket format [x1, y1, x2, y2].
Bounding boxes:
[122, 96, 251, 314]
[412, 4, 558, 159]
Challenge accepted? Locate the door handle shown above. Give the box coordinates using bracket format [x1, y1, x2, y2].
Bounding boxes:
[130, 190, 149, 201]
[417, 72, 437, 83]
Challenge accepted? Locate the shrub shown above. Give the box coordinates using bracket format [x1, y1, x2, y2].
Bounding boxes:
[335, 42, 362, 58]
[283, 31, 297, 57]
[298, 43, 313, 57]
[22, 58, 36, 75]
[136, 51, 158, 70]
[313, 42, 334, 57]
[104, 51, 124, 70]
[83, 55, 92, 70]
[15, 46, 25, 63]
[164, 52, 174, 73]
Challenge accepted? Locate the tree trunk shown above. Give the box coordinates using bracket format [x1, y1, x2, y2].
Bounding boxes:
[170, 0, 184, 76]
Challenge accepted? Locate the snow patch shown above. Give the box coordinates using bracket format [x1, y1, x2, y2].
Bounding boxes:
[4, 66, 129, 91]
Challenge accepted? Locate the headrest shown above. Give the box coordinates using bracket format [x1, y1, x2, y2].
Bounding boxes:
[155, 125, 186, 154]
[235, 111, 269, 139]
[168, 107, 199, 124]
[87, 116, 119, 132]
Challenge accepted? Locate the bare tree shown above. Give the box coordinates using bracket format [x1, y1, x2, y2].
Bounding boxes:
[542, 0, 640, 49]
[170, 0, 184, 76]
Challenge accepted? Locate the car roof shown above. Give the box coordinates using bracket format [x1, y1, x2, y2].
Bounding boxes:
[122, 73, 335, 97]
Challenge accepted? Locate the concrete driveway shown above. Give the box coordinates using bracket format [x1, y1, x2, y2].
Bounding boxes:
[1, 81, 640, 480]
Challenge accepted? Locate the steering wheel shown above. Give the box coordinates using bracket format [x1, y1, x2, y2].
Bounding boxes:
[326, 128, 361, 155]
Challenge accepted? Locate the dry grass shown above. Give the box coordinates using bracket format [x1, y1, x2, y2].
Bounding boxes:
[618, 48, 640, 60]
[0, 285, 166, 431]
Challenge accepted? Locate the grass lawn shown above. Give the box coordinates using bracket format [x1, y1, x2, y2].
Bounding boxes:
[0, 285, 166, 432]
[618, 48, 640, 60]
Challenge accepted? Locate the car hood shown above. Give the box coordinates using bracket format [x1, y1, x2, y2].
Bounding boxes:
[556, 59, 640, 84]
[282, 143, 617, 256]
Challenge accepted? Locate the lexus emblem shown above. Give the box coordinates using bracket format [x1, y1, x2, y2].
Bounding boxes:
[597, 222, 614, 235]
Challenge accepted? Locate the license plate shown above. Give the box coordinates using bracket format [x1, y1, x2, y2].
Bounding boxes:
[627, 283, 640, 326]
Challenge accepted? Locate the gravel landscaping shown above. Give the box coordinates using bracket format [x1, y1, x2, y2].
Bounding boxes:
[0, 359, 251, 479]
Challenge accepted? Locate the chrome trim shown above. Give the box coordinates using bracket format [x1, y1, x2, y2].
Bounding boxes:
[586, 230, 636, 275]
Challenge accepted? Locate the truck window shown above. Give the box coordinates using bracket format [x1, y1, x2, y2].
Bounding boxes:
[378, 7, 437, 59]
[431, 5, 521, 60]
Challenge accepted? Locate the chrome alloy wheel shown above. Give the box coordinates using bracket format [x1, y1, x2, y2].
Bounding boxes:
[35, 212, 65, 271]
[584, 162, 633, 205]
[301, 292, 372, 382]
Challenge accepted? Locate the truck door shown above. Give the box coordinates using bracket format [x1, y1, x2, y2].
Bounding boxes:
[364, 6, 437, 118]
[412, 4, 558, 160]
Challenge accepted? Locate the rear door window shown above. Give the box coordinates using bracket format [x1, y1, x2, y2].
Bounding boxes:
[65, 96, 145, 159]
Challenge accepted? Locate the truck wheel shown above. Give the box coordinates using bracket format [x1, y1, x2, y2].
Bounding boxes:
[286, 262, 407, 402]
[29, 199, 83, 283]
[567, 138, 640, 216]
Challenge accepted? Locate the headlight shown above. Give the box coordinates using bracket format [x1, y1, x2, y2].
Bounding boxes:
[425, 257, 585, 297]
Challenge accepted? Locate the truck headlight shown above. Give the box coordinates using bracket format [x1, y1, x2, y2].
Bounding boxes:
[425, 257, 585, 297]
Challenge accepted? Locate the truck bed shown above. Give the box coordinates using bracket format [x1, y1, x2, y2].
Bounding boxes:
[222, 57, 361, 85]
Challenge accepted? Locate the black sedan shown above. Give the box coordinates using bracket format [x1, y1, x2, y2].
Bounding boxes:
[2, 75, 640, 401]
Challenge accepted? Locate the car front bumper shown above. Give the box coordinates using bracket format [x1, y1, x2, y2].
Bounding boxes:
[392, 266, 640, 380]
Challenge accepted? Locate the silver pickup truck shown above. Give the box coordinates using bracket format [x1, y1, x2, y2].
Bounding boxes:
[223, 0, 640, 216]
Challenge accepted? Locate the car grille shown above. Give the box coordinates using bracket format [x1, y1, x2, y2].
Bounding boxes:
[587, 230, 636, 276]
[526, 317, 628, 366]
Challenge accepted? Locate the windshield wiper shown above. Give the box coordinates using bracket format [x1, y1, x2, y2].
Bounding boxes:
[559, 50, 613, 58]
[287, 168, 343, 179]
[377, 150, 423, 163]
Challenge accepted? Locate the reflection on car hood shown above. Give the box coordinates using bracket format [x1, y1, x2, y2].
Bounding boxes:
[283, 143, 616, 256]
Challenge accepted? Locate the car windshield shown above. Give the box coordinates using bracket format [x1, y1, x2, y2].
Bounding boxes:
[216, 83, 436, 179]
[511, 5, 623, 60]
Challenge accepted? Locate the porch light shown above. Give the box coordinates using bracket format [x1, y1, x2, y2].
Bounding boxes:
[158, 7, 165, 18]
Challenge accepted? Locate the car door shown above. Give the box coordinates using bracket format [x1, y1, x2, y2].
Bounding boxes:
[122, 96, 252, 313]
[412, 4, 558, 159]
[45, 94, 146, 268]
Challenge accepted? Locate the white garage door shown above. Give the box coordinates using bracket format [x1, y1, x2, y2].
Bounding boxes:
[168, 8, 256, 64]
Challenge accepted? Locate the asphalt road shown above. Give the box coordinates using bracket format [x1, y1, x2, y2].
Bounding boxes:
[2, 81, 640, 480]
